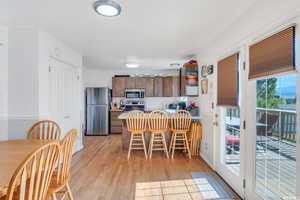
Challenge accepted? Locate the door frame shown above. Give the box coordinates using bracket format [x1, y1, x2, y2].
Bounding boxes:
[214, 45, 247, 198]
[49, 57, 83, 152]
[244, 16, 300, 200]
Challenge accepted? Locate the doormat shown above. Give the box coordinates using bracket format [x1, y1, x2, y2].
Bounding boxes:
[191, 172, 237, 199]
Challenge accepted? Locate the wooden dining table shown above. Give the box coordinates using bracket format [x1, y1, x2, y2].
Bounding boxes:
[0, 139, 55, 198]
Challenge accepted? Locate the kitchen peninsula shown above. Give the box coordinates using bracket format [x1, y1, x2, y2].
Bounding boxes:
[118, 111, 201, 151]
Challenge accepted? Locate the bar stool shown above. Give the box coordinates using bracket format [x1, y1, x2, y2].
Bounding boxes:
[148, 110, 169, 159]
[169, 110, 192, 159]
[126, 110, 148, 159]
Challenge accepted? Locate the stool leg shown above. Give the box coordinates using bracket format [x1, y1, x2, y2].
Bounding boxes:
[169, 133, 174, 154]
[171, 133, 177, 159]
[128, 133, 134, 159]
[141, 132, 148, 159]
[184, 133, 192, 159]
[148, 133, 154, 159]
[161, 132, 169, 159]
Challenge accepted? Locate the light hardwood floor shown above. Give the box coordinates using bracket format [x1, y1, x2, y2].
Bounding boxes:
[70, 135, 225, 200]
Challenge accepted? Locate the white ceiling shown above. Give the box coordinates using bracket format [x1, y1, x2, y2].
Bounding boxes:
[1, 0, 258, 70]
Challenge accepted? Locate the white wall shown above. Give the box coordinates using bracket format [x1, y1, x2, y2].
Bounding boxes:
[6, 27, 83, 144]
[0, 26, 8, 141]
[83, 68, 179, 88]
[196, 0, 300, 168]
[8, 27, 39, 139]
[38, 31, 83, 119]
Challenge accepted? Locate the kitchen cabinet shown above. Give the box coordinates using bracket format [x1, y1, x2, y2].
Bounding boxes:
[112, 76, 180, 97]
[112, 77, 137, 97]
[180, 68, 187, 96]
[110, 111, 122, 133]
[135, 77, 154, 97]
[154, 77, 163, 97]
[112, 77, 126, 97]
[125, 77, 136, 89]
[163, 76, 179, 97]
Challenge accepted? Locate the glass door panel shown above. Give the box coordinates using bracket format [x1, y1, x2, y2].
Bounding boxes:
[255, 74, 297, 200]
[223, 108, 241, 176]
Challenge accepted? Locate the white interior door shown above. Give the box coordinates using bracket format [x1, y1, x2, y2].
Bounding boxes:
[50, 58, 81, 149]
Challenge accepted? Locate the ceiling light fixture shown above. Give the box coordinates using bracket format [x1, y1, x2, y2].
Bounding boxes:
[94, 0, 122, 17]
[126, 63, 139, 68]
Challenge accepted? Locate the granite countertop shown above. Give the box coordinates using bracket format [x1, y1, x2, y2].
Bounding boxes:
[118, 110, 201, 120]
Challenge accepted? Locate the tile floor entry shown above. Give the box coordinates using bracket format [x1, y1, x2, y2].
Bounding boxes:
[135, 175, 237, 200]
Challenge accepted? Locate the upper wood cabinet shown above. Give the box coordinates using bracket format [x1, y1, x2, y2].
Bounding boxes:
[112, 76, 180, 97]
[163, 76, 179, 97]
[180, 68, 186, 96]
[125, 77, 136, 89]
[154, 77, 163, 97]
[112, 77, 127, 97]
[135, 77, 154, 97]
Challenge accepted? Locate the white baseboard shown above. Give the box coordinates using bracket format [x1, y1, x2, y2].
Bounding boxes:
[200, 152, 215, 170]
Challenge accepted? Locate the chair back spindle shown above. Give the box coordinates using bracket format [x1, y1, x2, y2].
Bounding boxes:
[5, 142, 60, 200]
[148, 110, 169, 132]
[26, 120, 61, 140]
[126, 110, 147, 132]
[56, 130, 78, 186]
[170, 110, 192, 131]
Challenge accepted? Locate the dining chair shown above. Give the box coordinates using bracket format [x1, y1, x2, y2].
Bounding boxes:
[148, 110, 169, 159]
[126, 110, 148, 159]
[26, 120, 61, 140]
[169, 110, 192, 159]
[4, 142, 60, 200]
[47, 129, 77, 200]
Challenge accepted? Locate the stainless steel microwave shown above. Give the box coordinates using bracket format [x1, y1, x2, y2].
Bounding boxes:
[125, 89, 145, 98]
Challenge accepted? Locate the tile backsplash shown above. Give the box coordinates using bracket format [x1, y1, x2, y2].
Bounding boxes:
[112, 97, 199, 111]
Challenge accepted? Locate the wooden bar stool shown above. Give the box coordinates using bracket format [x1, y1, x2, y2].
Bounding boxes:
[148, 110, 169, 159]
[169, 110, 192, 159]
[126, 110, 148, 159]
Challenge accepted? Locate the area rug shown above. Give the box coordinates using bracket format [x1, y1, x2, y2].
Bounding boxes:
[191, 172, 237, 199]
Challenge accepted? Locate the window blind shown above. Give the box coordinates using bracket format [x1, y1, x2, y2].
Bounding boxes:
[249, 26, 295, 79]
[217, 53, 239, 107]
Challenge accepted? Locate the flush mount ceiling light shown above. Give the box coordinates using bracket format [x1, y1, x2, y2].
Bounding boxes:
[94, 0, 122, 17]
[126, 63, 139, 68]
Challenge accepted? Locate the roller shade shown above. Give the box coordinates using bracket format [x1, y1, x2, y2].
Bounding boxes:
[249, 26, 295, 79]
[217, 53, 239, 107]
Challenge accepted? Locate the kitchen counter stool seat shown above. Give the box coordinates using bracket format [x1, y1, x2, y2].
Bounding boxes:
[148, 110, 169, 159]
[169, 110, 192, 159]
[126, 110, 148, 159]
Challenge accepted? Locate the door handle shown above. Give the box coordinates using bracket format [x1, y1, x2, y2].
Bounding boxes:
[213, 122, 218, 126]
[64, 116, 70, 119]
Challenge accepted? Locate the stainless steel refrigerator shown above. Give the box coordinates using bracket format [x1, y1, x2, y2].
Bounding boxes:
[86, 88, 111, 136]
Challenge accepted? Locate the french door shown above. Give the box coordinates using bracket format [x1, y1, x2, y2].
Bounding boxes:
[245, 72, 299, 200]
[215, 49, 247, 198]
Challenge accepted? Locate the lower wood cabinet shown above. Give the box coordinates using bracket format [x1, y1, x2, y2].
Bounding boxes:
[110, 111, 122, 133]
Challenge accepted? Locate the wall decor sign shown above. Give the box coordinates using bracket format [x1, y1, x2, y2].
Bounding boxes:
[207, 65, 214, 75]
[201, 79, 208, 94]
[201, 65, 208, 78]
